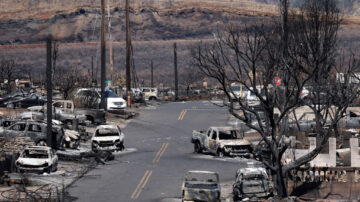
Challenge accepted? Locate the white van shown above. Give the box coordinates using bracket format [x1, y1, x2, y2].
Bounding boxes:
[230, 84, 248, 101]
[245, 87, 266, 107]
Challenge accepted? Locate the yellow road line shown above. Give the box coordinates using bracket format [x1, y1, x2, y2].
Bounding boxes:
[152, 143, 166, 163]
[154, 143, 168, 163]
[134, 170, 152, 199]
[177, 109, 185, 120]
[131, 170, 150, 199]
[178, 109, 187, 120]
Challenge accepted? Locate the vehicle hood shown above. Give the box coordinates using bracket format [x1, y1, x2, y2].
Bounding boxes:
[64, 129, 80, 140]
[241, 180, 270, 195]
[107, 97, 126, 102]
[17, 158, 49, 166]
[28, 106, 44, 112]
[219, 139, 251, 147]
[92, 136, 120, 142]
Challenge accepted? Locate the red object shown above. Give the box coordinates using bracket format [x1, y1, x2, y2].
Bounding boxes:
[274, 77, 281, 86]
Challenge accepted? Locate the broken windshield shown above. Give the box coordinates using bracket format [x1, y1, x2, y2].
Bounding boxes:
[22, 150, 49, 158]
[95, 128, 119, 137]
[218, 131, 238, 140]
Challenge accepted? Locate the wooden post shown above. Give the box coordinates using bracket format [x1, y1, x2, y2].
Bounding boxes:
[126, 0, 131, 107]
[100, 0, 106, 110]
[151, 60, 154, 88]
[107, 0, 114, 83]
[46, 37, 53, 148]
[174, 43, 179, 101]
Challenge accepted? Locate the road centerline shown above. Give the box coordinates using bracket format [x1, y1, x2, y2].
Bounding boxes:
[134, 170, 153, 199]
[131, 170, 150, 199]
[153, 142, 169, 163]
[178, 109, 187, 120]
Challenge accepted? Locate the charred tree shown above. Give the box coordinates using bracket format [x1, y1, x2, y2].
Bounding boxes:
[46, 37, 54, 148]
[191, 0, 358, 197]
[100, 0, 106, 110]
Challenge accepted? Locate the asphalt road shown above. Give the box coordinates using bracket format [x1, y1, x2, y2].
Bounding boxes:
[67, 101, 254, 202]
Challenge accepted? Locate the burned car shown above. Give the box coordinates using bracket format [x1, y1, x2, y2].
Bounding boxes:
[233, 167, 274, 201]
[91, 125, 125, 152]
[182, 170, 221, 202]
[0, 121, 64, 148]
[192, 126, 253, 158]
[4, 93, 47, 109]
[15, 146, 58, 174]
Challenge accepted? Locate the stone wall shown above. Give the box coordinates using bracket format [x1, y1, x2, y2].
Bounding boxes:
[0, 137, 35, 155]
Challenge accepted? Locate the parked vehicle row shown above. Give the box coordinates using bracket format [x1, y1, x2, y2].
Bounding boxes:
[181, 168, 274, 202]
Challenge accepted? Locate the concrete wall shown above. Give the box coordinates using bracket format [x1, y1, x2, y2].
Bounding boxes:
[285, 137, 336, 167]
[350, 138, 360, 167]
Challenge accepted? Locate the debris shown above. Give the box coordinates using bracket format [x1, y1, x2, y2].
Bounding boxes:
[181, 170, 221, 202]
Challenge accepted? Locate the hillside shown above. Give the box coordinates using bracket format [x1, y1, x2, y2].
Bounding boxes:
[0, 0, 359, 87]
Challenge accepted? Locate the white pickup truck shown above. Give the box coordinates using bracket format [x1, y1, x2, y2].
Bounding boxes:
[191, 126, 253, 158]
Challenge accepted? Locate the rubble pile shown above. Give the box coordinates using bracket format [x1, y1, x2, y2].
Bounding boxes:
[0, 137, 35, 155]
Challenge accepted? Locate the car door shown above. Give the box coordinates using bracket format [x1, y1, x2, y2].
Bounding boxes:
[208, 129, 218, 154]
[5, 123, 27, 137]
[50, 149, 58, 169]
[26, 94, 38, 107]
[27, 123, 43, 142]
[204, 129, 212, 150]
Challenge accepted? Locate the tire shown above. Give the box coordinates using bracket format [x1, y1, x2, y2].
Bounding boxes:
[6, 103, 14, 109]
[194, 141, 202, 153]
[117, 143, 125, 151]
[45, 167, 51, 174]
[217, 150, 225, 158]
[149, 96, 157, 101]
[36, 140, 47, 146]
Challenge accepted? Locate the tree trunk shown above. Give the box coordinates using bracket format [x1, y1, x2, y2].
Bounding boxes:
[272, 158, 288, 197]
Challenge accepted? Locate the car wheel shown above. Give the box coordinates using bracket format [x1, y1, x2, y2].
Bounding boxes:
[45, 167, 51, 174]
[117, 143, 125, 151]
[37, 140, 47, 146]
[217, 150, 225, 158]
[194, 141, 202, 153]
[149, 97, 157, 101]
[6, 103, 14, 109]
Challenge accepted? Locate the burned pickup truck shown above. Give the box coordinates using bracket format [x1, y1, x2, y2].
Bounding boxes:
[192, 126, 252, 158]
[182, 171, 221, 202]
[233, 167, 274, 201]
[29, 100, 105, 125]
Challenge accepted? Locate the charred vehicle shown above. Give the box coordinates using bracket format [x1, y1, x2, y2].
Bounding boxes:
[4, 93, 46, 109]
[29, 100, 105, 124]
[233, 168, 274, 201]
[181, 171, 221, 202]
[192, 126, 252, 157]
[289, 111, 360, 132]
[15, 146, 58, 174]
[91, 125, 125, 152]
[0, 121, 64, 148]
[17, 112, 81, 149]
[0, 90, 29, 107]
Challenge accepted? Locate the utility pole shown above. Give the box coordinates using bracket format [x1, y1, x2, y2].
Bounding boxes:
[151, 60, 154, 88]
[126, 0, 131, 107]
[91, 56, 94, 84]
[46, 37, 53, 148]
[174, 43, 178, 101]
[100, 0, 106, 110]
[107, 0, 114, 83]
[279, 0, 288, 55]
